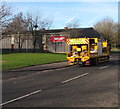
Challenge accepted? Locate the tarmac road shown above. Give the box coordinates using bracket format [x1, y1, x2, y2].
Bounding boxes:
[1, 53, 119, 108]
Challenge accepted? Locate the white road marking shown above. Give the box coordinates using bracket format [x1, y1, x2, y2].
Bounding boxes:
[0, 89, 42, 106]
[99, 65, 110, 70]
[61, 73, 89, 84]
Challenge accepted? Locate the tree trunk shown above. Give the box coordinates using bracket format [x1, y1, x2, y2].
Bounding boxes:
[38, 35, 43, 53]
[33, 39, 36, 53]
[18, 36, 22, 52]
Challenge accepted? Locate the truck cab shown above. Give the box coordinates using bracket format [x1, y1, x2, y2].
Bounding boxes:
[66, 38, 109, 65]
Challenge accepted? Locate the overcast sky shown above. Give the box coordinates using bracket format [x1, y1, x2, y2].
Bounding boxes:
[4, 0, 118, 29]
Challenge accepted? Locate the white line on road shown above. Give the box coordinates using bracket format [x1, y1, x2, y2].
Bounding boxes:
[61, 73, 89, 84]
[99, 65, 110, 70]
[0, 89, 42, 106]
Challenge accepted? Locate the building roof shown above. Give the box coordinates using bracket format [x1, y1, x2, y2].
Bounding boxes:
[2, 27, 100, 39]
[45, 27, 100, 38]
[74, 27, 100, 38]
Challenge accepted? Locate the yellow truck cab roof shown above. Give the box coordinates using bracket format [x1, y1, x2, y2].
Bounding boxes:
[66, 38, 98, 45]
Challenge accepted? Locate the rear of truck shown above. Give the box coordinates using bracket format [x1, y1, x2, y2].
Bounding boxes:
[66, 38, 109, 65]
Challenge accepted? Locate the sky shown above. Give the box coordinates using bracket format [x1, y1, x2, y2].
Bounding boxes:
[4, 1, 119, 29]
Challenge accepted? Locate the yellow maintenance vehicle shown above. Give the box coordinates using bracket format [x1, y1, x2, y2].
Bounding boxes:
[66, 38, 110, 65]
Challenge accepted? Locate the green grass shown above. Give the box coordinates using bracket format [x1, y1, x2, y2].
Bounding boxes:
[2, 53, 67, 70]
[110, 48, 120, 54]
[111, 48, 120, 51]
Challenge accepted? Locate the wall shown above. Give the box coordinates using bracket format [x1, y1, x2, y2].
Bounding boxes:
[1, 34, 67, 53]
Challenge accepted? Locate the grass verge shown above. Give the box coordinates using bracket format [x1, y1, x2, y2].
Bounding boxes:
[2, 53, 67, 70]
[110, 48, 120, 54]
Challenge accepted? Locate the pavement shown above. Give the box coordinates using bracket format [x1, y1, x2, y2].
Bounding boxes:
[2, 61, 70, 81]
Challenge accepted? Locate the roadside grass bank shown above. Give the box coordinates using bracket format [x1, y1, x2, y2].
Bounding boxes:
[2, 53, 67, 70]
[110, 51, 120, 54]
[110, 48, 120, 54]
[111, 48, 120, 51]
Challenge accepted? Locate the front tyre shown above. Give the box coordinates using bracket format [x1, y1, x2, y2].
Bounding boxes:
[91, 58, 98, 66]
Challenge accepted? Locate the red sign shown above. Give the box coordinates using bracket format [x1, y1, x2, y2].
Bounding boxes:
[50, 36, 66, 42]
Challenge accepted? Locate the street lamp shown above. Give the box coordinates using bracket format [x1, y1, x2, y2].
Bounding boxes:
[33, 24, 38, 52]
[34, 25, 38, 29]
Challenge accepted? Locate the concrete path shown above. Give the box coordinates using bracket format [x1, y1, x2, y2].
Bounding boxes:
[2, 61, 70, 80]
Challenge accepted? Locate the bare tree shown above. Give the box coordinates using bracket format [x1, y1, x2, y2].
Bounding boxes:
[110, 23, 120, 48]
[27, 13, 53, 52]
[94, 17, 116, 47]
[6, 12, 29, 51]
[66, 19, 80, 29]
[0, 2, 12, 40]
[65, 19, 81, 38]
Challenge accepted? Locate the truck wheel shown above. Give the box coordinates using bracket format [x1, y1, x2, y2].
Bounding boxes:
[82, 62, 85, 66]
[92, 58, 98, 66]
[95, 58, 98, 65]
[91, 58, 94, 66]
[106, 56, 109, 61]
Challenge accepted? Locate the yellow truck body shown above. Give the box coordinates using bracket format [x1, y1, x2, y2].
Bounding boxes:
[66, 38, 110, 65]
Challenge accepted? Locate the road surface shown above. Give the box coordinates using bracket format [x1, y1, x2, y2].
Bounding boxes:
[2, 53, 119, 108]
